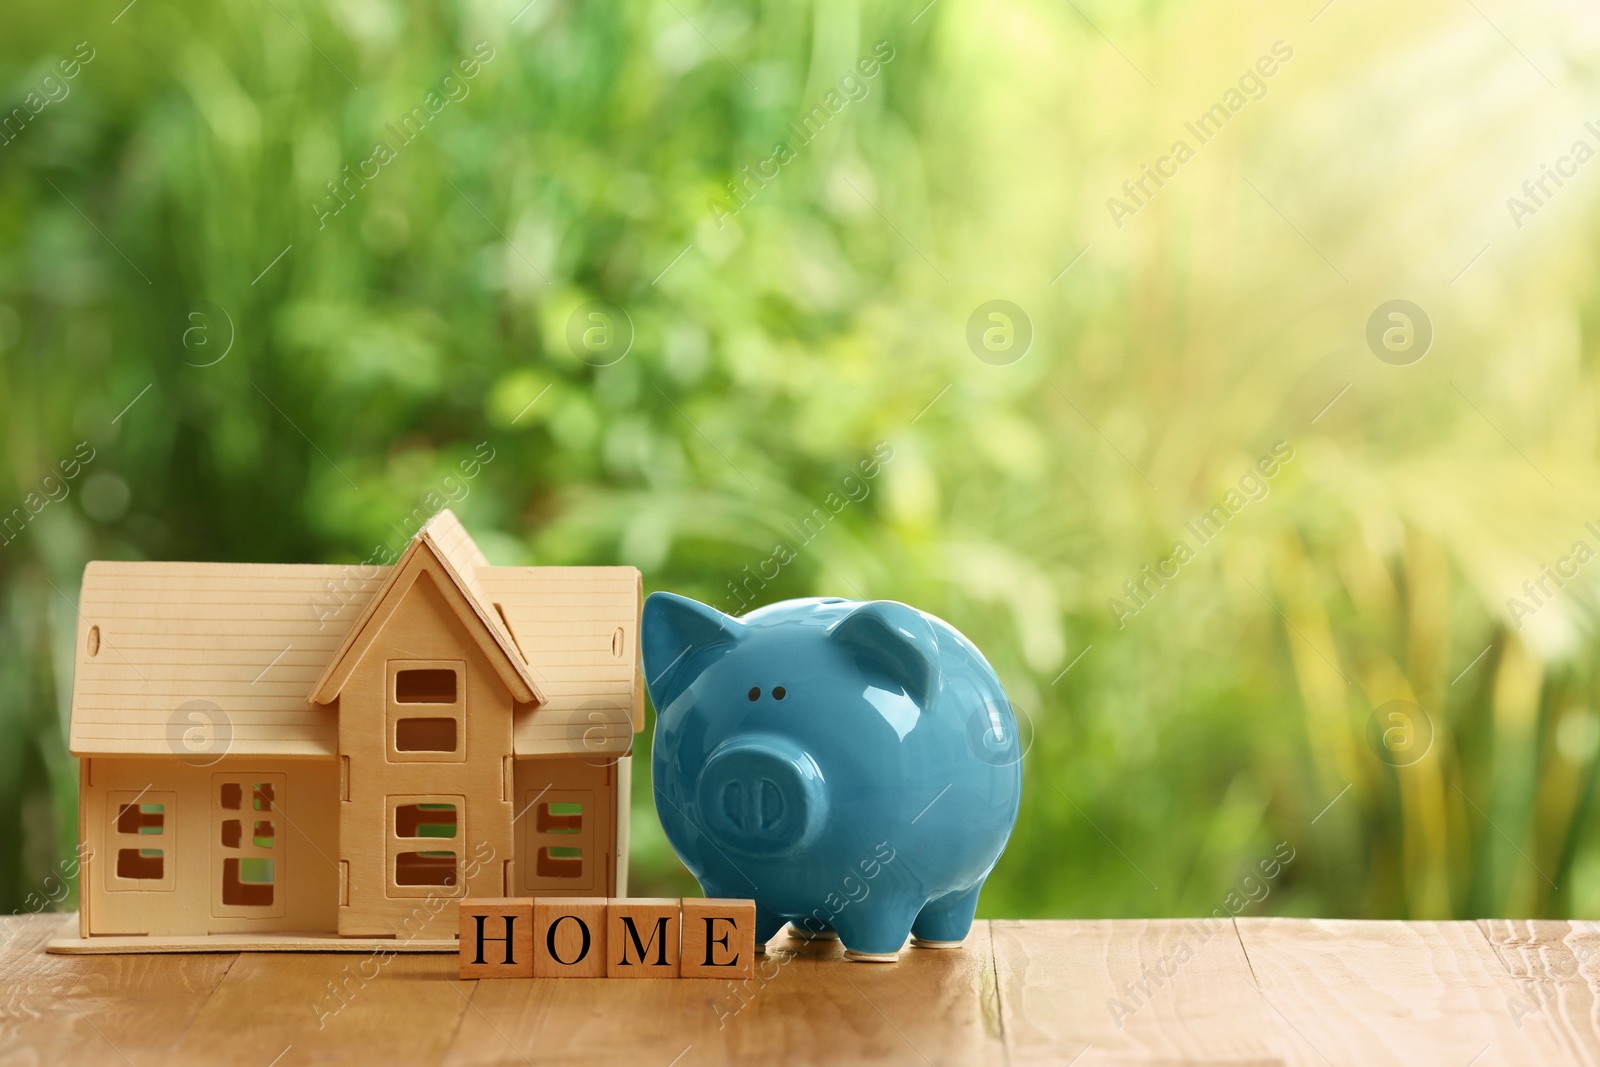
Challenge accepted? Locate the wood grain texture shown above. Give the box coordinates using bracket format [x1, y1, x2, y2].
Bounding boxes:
[992, 917, 1281, 1066]
[1236, 917, 1589, 1066]
[170, 948, 476, 1067]
[48, 933, 456, 954]
[447, 921, 1003, 1067]
[18, 913, 1600, 1065]
[1480, 919, 1600, 1065]
[0, 913, 236, 1066]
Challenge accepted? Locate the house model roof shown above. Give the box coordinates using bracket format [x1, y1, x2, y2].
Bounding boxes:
[67, 511, 641, 758]
[307, 511, 548, 708]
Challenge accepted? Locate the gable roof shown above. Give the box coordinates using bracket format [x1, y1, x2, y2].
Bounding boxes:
[306, 511, 544, 707]
[68, 511, 640, 758]
[69, 562, 377, 757]
[481, 566, 643, 753]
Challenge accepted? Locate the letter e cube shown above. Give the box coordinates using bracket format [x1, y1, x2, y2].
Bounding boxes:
[681, 898, 756, 979]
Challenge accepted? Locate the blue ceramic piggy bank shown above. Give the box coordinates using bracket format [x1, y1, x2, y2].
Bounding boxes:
[643, 593, 1022, 962]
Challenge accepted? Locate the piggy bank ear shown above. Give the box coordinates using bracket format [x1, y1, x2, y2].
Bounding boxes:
[642, 592, 744, 711]
[827, 601, 941, 706]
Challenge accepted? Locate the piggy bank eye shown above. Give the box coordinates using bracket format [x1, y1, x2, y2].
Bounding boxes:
[773, 686, 786, 700]
[748, 687, 760, 701]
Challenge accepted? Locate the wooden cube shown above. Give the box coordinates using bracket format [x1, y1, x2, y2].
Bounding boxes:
[533, 897, 608, 978]
[680, 898, 756, 979]
[458, 897, 534, 979]
[606, 898, 680, 977]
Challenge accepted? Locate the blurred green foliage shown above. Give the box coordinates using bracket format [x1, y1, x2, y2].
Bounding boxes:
[3, 0, 1599, 922]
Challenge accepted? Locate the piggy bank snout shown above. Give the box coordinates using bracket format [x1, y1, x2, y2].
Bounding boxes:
[695, 737, 829, 859]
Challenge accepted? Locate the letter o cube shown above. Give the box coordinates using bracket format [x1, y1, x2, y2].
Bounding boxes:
[534, 897, 608, 978]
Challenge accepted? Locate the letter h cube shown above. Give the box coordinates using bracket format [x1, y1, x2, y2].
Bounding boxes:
[458, 898, 534, 979]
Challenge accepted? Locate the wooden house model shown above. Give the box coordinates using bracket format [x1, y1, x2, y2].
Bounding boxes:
[59, 510, 641, 949]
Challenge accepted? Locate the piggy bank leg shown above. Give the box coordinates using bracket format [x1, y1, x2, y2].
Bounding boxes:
[752, 904, 790, 955]
[788, 916, 839, 941]
[910, 881, 984, 948]
[700, 879, 790, 954]
[832, 900, 921, 963]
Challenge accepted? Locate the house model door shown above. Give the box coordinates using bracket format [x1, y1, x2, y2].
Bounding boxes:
[210, 772, 286, 922]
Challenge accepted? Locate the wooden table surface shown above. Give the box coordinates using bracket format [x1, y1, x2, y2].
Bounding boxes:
[3, 913, 1599, 1066]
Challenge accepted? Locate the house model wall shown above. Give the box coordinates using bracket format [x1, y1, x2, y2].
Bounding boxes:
[66, 511, 641, 944]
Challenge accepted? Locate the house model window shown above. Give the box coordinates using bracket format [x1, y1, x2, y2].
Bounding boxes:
[522, 788, 598, 892]
[107, 790, 175, 892]
[396, 718, 457, 752]
[387, 661, 465, 763]
[396, 668, 457, 703]
[388, 795, 464, 896]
